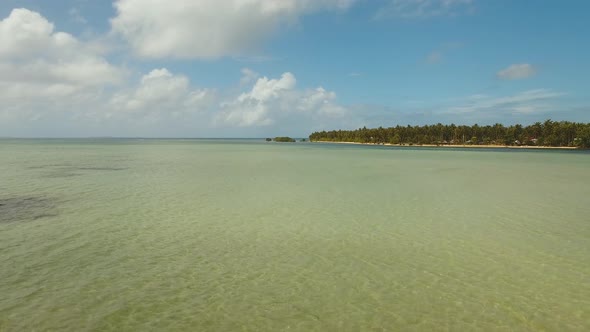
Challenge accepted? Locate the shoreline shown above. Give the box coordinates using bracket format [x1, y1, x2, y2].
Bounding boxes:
[311, 141, 579, 150]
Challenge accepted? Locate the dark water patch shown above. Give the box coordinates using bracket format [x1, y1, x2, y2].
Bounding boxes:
[35, 165, 128, 178]
[42, 171, 82, 178]
[27, 163, 74, 169]
[76, 167, 128, 171]
[30, 165, 127, 171]
[0, 196, 58, 224]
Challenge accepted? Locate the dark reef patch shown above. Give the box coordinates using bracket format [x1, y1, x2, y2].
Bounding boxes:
[0, 196, 58, 224]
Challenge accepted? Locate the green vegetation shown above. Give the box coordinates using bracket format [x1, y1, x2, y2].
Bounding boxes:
[300, 138, 307, 142]
[274, 137, 296, 142]
[309, 120, 590, 148]
[265, 138, 272, 142]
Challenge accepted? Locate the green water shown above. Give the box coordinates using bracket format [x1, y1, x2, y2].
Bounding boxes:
[1, 139, 589, 331]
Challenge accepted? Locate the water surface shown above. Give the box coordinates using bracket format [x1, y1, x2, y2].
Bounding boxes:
[1, 139, 589, 331]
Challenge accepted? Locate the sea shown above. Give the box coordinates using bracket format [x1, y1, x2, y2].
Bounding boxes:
[1, 139, 589, 331]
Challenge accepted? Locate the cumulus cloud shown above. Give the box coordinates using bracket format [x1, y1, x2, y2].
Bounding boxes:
[0, 8, 129, 133]
[0, 8, 349, 136]
[218, 72, 297, 126]
[497, 63, 537, 80]
[0, 7, 350, 137]
[217, 72, 349, 128]
[376, 0, 474, 19]
[0, 8, 55, 58]
[108, 69, 214, 120]
[110, 0, 356, 59]
[0, 8, 124, 101]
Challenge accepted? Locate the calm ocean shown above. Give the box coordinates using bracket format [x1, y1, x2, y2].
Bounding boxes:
[1, 139, 589, 331]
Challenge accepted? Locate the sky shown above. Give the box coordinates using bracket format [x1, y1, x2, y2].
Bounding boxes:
[0, 0, 589, 137]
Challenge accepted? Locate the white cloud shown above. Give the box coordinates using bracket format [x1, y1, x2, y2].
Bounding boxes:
[0, 8, 348, 136]
[240, 68, 260, 86]
[110, 0, 356, 59]
[0, 8, 129, 133]
[217, 72, 349, 128]
[0, 8, 124, 102]
[0, 8, 55, 58]
[299, 87, 349, 117]
[3, 6, 583, 137]
[376, 0, 474, 19]
[218, 72, 296, 126]
[497, 63, 537, 80]
[108, 69, 214, 119]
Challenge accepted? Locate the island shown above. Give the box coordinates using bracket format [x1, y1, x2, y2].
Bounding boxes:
[309, 120, 590, 149]
[273, 137, 296, 143]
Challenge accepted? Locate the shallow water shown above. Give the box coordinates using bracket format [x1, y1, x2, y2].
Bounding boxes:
[1, 139, 589, 331]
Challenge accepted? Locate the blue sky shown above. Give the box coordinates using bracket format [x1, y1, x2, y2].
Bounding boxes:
[0, 0, 588, 137]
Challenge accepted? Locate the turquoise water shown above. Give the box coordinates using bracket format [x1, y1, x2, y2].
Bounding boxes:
[1, 139, 589, 331]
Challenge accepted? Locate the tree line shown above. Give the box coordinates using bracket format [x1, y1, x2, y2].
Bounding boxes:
[309, 120, 590, 148]
[272, 137, 296, 142]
